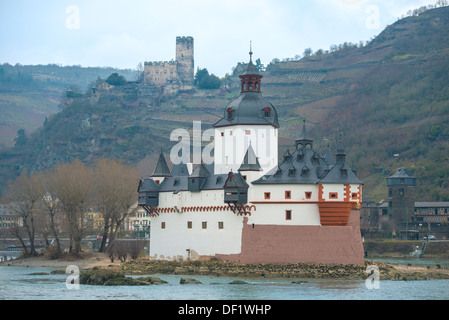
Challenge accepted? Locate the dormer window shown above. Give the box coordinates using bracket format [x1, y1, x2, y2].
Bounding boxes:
[288, 168, 296, 177]
[274, 168, 282, 177]
[341, 169, 348, 177]
[301, 167, 309, 176]
[227, 108, 234, 120]
[284, 150, 292, 162]
[264, 107, 271, 117]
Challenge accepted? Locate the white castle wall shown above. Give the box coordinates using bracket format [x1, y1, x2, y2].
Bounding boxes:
[247, 183, 321, 226]
[320, 183, 362, 203]
[214, 125, 278, 175]
[149, 181, 326, 260]
[149, 189, 245, 260]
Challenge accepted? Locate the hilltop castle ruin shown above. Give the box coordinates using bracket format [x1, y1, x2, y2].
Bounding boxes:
[143, 36, 194, 91]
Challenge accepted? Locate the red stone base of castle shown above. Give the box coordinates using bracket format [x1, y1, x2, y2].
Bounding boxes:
[216, 210, 364, 266]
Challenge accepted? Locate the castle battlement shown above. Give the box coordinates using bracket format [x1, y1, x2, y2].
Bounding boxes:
[144, 60, 177, 66]
[143, 37, 194, 90]
[176, 36, 194, 43]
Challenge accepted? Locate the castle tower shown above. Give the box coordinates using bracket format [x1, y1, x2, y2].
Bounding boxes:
[151, 153, 172, 185]
[387, 168, 417, 231]
[295, 120, 314, 149]
[213, 47, 279, 175]
[176, 36, 194, 88]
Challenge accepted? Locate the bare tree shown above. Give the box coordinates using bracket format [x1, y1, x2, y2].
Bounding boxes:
[94, 159, 121, 252]
[135, 62, 144, 82]
[93, 159, 139, 252]
[6, 222, 30, 257]
[39, 171, 63, 258]
[109, 163, 139, 247]
[50, 159, 92, 255]
[2, 171, 44, 257]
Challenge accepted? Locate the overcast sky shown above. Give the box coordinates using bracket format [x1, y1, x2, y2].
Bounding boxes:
[0, 0, 435, 77]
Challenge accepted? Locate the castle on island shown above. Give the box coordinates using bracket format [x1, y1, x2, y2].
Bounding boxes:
[137, 47, 365, 265]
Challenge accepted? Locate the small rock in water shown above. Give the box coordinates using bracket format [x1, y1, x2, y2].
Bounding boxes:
[228, 280, 248, 285]
[180, 277, 202, 284]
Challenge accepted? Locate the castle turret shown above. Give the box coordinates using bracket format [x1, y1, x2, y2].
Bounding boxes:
[188, 163, 210, 192]
[138, 178, 160, 210]
[387, 168, 417, 231]
[238, 144, 263, 184]
[214, 46, 279, 175]
[224, 171, 249, 205]
[176, 36, 194, 88]
[295, 120, 314, 149]
[151, 153, 172, 185]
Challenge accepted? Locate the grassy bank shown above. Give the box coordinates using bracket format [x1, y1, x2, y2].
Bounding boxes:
[364, 240, 449, 259]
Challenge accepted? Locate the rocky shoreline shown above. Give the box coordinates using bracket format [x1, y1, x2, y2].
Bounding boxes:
[3, 253, 449, 284]
[107, 258, 449, 282]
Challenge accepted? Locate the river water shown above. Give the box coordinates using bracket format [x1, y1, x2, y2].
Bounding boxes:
[1, 255, 448, 300]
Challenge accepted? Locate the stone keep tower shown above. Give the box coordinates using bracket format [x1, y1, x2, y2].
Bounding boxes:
[176, 36, 194, 88]
[387, 168, 417, 230]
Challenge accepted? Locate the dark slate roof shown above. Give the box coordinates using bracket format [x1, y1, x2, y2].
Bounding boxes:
[252, 147, 327, 185]
[323, 147, 335, 166]
[296, 121, 314, 145]
[156, 174, 231, 193]
[214, 92, 279, 128]
[171, 163, 189, 176]
[252, 145, 363, 185]
[240, 60, 260, 76]
[389, 168, 415, 178]
[138, 178, 160, 192]
[151, 153, 172, 177]
[415, 202, 449, 208]
[158, 176, 188, 193]
[224, 172, 249, 189]
[201, 174, 229, 190]
[238, 144, 262, 172]
[190, 163, 210, 178]
[387, 168, 416, 186]
[318, 162, 362, 184]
